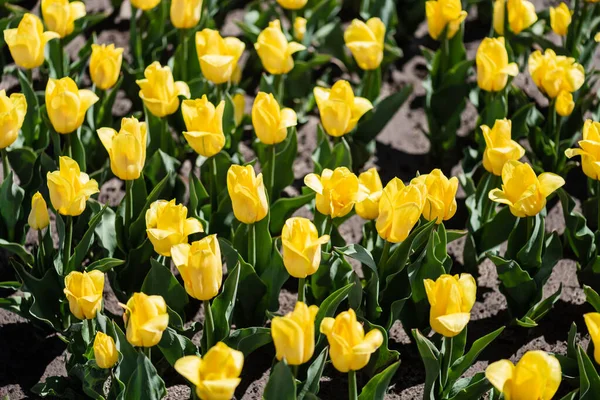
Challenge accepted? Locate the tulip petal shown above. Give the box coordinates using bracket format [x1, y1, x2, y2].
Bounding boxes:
[200, 378, 242, 399]
[184, 217, 204, 236]
[502, 62, 519, 76]
[97, 127, 117, 153]
[174, 355, 202, 386]
[175, 81, 191, 98]
[585, 313, 600, 364]
[271, 316, 305, 364]
[488, 188, 513, 205]
[304, 173, 323, 194]
[279, 108, 298, 130]
[171, 243, 190, 268]
[564, 148, 585, 158]
[486, 359, 515, 392]
[320, 317, 335, 335]
[352, 329, 383, 355]
[70, 1, 86, 19]
[458, 273, 476, 312]
[286, 41, 306, 56]
[434, 312, 470, 336]
[537, 173, 565, 197]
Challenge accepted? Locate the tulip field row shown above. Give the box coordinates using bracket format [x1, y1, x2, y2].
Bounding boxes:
[1, 0, 600, 398]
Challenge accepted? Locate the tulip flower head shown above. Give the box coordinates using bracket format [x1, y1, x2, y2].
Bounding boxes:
[137, 62, 190, 118]
[93, 332, 118, 369]
[41, 0, 85, 38]
[294, 17, 307, 42]
[528, 49, 584, 100]
[412, 169, 458, 224]
[344, 18, 385, 70]
[584, 313, 600, 364]
[97, 117, 147, 181]
[171, 0, 203, 29]
[131, 0, 161, 10]
[276, 0, 308, 9]
[90, 44, 124, 90]
[232, 93, 245, 127]
[28, 192, 50, 230]
[272, 301, 319, 365]
[181, 96, 225, 158]
[550, 3, 572, 36]
[46, 77, 99, 134]
[0, 90, 27, 149]
[376, 178, 427, 243]
[494, 0, 538, 35]
[255, 20, 306, 75]
[196, 29, 245, 84]
[281, 217, 330, 278]
[64, 270, 104, 320]
[47, 156, 99, 216]
[556, 91, 574, 117]
[426, 0, 468, 40]
[3, 13, 60, 69]
[304, 167, 367, 219]
[476, 37, 518, 92]
[481, 119, 526, 176]
[355, 168, 383, 220]
[565, 120, 600, 180]
[227, 165, 269, 224]
[252, 92, 298, 145]
[121, 292, 169, 347]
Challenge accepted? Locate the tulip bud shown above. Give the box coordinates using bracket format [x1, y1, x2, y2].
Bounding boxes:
[47, 156, 99, 216]
[565, 120, 600, 180]
[93, 332, 118, 369]
[550, 3, 571, 36]
[196, 29, 245, 85]
[181, 96, 225, 158]
[344, 18, 385, 71]
[556, 90, 574, 117]
[146, 199, 204, 257]
[252, 92, 298, 145]
[493, 0, 538, 35]
[281, 218, 330, 278]
[411, 169, 458, 224]
[489, 160, 565, 217]
[97, 117, 147, 181]
[28, 192, 50, 230]
[45, 77, 99, 134]
[476, 37, 518, 92]
[596, 32, 600, 42]
[233, 93, 245, 127]
[121, 292, 169, 347]
[272, 302, 319, 365]
[424, 274, 476, 337]
[585, 313, 600, 364]
[137, 62, 190, 118]
[131, 0, 161, 10]
[90, 44, 123, 90]
[255, 20, 306, 75]
[294, 17, 307, 42]
[175, 342, 244, 400]
[528, 49, 584, 99]
[227, 165, 269, 224]
[170, 0, 202, 29]
[41, 0, 85, 38]
[355, 168, 383, 220]
[64, 270, 104, 320]
[426, 0, 468, 40]
[276, 0, 308, 9]
[486, 351, 561, 399]
[171, 235, 222, 301]
[481, 119, 526, 176]
[320, 308, 383, 372]
[376, 178, 427, 243]
[3, 13, 60, 69]
[304, 167, 367, 219]
[314, 80, 373, 137]
[0, 90, 27, 149]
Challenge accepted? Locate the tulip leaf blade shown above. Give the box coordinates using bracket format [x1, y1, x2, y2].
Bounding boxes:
[258, 239, 290, 313]
[446, 372, 492, 400]
[362, 320, 400, 377]
[141, 259, 188, 319]
[86, 257, 124, 273]
[128, 173, 170, 244]
[0, 238, 34, 266]
[223, 327, 272, 358]
[269, 192, 315, 235]
[558, 188, 597, 268]
[314, 283, 354, 344]
[577, 344, 600, 399]
[158, 327, 198, 366]
[298, 347, 328, 400]
[264, 361, 296, 400]
[123, 352, 166, 400]
[412, 329, 441, 400]
[584, 285, 600, 313]
[335, 244, 377, 272]
[358, 360, 400, 400]
[210, 259, 242, 346]
[0, 171, 24, 237]
[67, 204, 108, 274]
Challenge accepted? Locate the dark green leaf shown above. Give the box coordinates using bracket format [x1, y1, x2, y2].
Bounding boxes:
[141, 259, 188, 317]
[298, 347, 328, 400]
[223, 327, 272, 357]
[124, 352, 166, 400]
[264, 361, 296, 400]
[358, 361, 400, 400]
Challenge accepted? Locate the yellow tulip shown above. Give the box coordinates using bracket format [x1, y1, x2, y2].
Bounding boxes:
[272, 301, 319, 365]
[376, 178, 427, 243]
[344, 18, 385, 70]
[233, 93, 245, 127]
[227, 165, 269, 224]
[97, 117, 147, 181]
[486, 351, 561, 400]
[528, 49, 585, 99]
[426, 0, 468, 40]
[493, 0, 538, 35]
[3, 13, 60, 69]
[47, 156, 99, 216]
[64, 270, 104, 320]
[41, 0, 85, 38]
[412, 169, 458, 224]
[476, 37, 519, 92]
[171, 235, 222, 301]
[89, 44, 123, 90]
[175, 342, 244, 400]
[294, 17, 307, 42]
[320, 308, 383, 372]
[255, 20, 306, 75]
[145, 199, 204, 257]
[488, 160, 565, 217]
[276, 0, 307, 9]
[304, 167, 367, 219]
[93, 332, 118, 369]
[595, 32, 600, 42]
[556, 90, 574, 117]
[550, 3, 571, 36]
[585, 313, 600, 364]
[355, 168, 383, 220]
[313, 80, 373, 137]
[46, 77, 99, 134]
[171, 0, 202, 29]
[196, 29, 245, 85]
[565, 120, 600, 180]
[0, 90, 27, 149]
[281, 217, 330, 278]
[131, 0, 161, 10]
[28, 192, 50, 230]
[424, 273, 476, 337]
[137, 62, 190, 118]
[181, 96, 225, 158]
[481, 119, 526, 176]
[252, 92, 298, 145]
[121, 292, 169, 347]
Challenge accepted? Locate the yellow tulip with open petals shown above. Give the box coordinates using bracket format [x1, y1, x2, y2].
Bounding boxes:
[181, 96, 225, 158]
[137, 62, 190, 118]
[47, 156, 99, 216]
[376, 178, 427, 243]
[93, 332, 118, 369]
[281, 217, 330, 278]
[584, 313, 600, 364]
[412, 169, 458, 224]
[528, 49, 584, 99]
[64, 270, 104, 320]
[565, 120, 600, 180]
[550, 3, 571, 36]
[196, 29, 245, 84]
[0, 90, 26, 149]
[97, 117, 147, 181]
[121, 292, 169, 347]
[171, 0, 202, 29]
[252, 92, 297, 145]
[3, 13, 60, 69]
[481, 119, 526, 176]
[355, 168, 383, 220]
[494, 0, 538, 35]
[476, 37, 519, 92]
[304, 167, 367, 218]
[255, 20, 306, 75]
[28, 192, 50, 230]
[227, 165, 269, 224]
[46, 77, 99, 134]
[344, 18, 385, 70]
[426, 0, 468, 40]
[90, 44, 124, 90]
[41, 0, 85, 38]
[424, 274, 476, 337]
[272, 301, 319, 365]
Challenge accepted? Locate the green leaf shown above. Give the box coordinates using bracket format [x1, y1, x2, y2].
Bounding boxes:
[0, 239, 34, 265]
[298, 347, 328, 400]
[585, 285, 600, 313]
[448, 327, 504, 384]
[358, 361, 400, 400]
[211, 261, 241, 343]
[335, 244, 377, 271]
[264, 361, 296, 400]
[86, 258, 124, 273]
[158, 327, 198, 366]
[447, 372, 492, 400]
[325, 136, 352, 170]
[578, 345, 600, 399]
[7, 148, 37, 187]
[129, 174, 169, 245]
[558, 188, 596, 265]
[67, 205, 108, 273]
[315, 283, 354, 343]
[124, 352, 166, 400]
[0, 171, 24, 236]
[269, 192, 315, 235]
[141, 259, 188, 318]
[17, 69, 42, 149]
[516, 284, 562, 326]
[234, 255, 268, 327]
[412, 329, 441, 400]
[223, 327, 272, 357]
[258, 240, 290, 313]
[262, 128, 298, 202]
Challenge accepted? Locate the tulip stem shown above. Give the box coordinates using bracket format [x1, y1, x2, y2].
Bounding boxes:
[1, 149, 9, 181]
[142, 347, 151, 360]
[204, 300, 214, 350]
[57, 39, 64, 78]
[298, 277, 306, 303]
[130, 4, 144, 73]
[25, 69, 33, 86]
[125, 180, 134, 229]
[268, 144, 276, 201]
[348, 370, 358, 400]
[86, 317, 95, 339]
[210, 156, 218, 214]
[323, 216, 333, 252]
[179, 29, 188, 82]
[38, 229, 45, 262]
[63, 216, 73, 271]
[65, 132, 72, 158]
[248, 223, 257, 266]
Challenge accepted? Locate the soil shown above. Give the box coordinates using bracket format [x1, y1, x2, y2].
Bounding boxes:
[0, 0, 592, 399]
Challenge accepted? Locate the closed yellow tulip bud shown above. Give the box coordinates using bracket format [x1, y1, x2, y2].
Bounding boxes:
[476, 37, 518, 92]
[93, 332, 118, 369]
[426, 0, 468, 40]
[304, 167, 367, 219]
[320, 308, 383, 372]
[97, 117, 147, 181]
[171, 235, 222, 301]
[0, 90, 26, 149]
[482, 119, 526, 176]
[64, 270, 104, 320]
[227, 165, 269, 224]
[550, 3, 571, 36]
[3, 13, 60, 69]
[314, 80, 373, 137]
[181, 96, 225, 158]
[424, 273, 476, 337]
[294, 17, 307, 42]
[355, 168, 383, 220]
[281, 217, 330, 278]
[171, 0, 202, 29]
[131, 0, 161, 10]
[255, 20, 306, 75]
[252, 92, 298, 145]
[566, 120, 600, 180]
[46, 77, 99, 134]
[47, 156, 99, 216]
[233, 93, 245, 127]
[272, 301, 319, 365]
[145, 199, 204, 257]
[137, 62, 190, 118]
[276, 0, 307, 9]
[344, 18, 385, 70]
[494, 0, 538, 35]
[585, 313, 600, 364]
[196, 29, 245, 85]
[121, 292, 169, 347]
[175, 342, 244, 400]
[412, 169, 458, 224]
[528, 49, 584, 98]
[41, 0, 85, 38]
[486, 351, 561, 400]
[89, 44, 123, 90]
[28, 192, 50, 230]
[489, 160, 565, 217]
[376, 178, 427, 243]
[556, 90, 574, 117]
